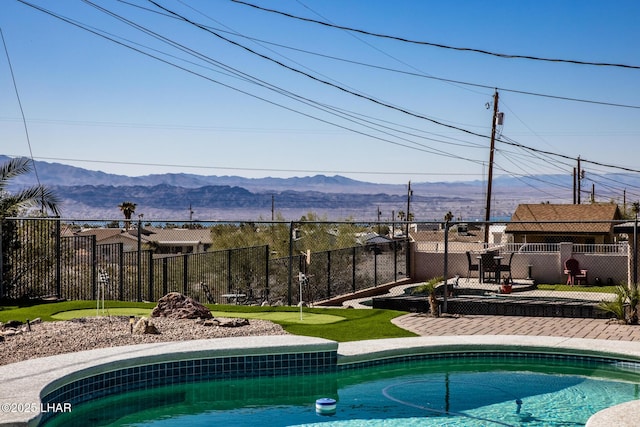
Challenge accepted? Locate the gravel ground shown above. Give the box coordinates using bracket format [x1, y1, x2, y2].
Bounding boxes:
[0, 316, 288, 366]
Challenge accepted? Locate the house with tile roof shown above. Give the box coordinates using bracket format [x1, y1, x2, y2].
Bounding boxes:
[505, 203, 622, 244]
[75, 227, 140, 252]
[75, 226, 213, 254]
[140, 226, 213, 254]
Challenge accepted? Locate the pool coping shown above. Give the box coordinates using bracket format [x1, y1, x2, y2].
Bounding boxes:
[1, 335, 639, 426]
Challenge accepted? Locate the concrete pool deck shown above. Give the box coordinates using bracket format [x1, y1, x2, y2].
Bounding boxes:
[1, 316, 640, 426]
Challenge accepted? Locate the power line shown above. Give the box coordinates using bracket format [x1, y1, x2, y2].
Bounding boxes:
[5, 155, 485, 177]
[498, 135, 640, 174]
[233, 0, 640, 70]
[147, 0, 492, 141]
[122, 0, 640, 110]
[1, 27, 41, 187]
[81, 0, 487, 162]
[255, 40, 640, 110]
[22, 0, 482, 165]
[15, 1, 640, 196]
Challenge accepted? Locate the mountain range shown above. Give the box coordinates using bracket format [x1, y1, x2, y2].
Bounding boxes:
[3, 155, 631, 221]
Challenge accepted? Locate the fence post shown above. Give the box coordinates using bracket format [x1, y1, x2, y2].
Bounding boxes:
[634, 218, 638, 285]
[287, 222, 294, 306]
[118, 243, 124, 301]
[183, 254, 189, 296]
[442, 221, 450, 314]
[162, 258, 168, 297]
[55, 218, 62, 298]
[227, 249, 233, 293]
[137, 218, 142, 302]
[91, 235, 97, 301]
[350, 247, 356, 293]
[327, 251, 331, 299]
[374, 247, 378, 286]
[148, 250, 154, 301]
[264, 245, 270, 297]
[393, 240, 398, 280]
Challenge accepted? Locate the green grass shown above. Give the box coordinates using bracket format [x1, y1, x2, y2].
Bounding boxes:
[0, 300, 416, 342]
[0, 300, 157, 323]
[537, 284, 618, 293]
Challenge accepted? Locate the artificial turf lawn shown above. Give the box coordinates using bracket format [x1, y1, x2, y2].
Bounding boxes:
[0, 300, 416, 342]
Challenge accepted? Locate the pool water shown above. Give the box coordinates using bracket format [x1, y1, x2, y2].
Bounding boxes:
[44, 357, 640, 427]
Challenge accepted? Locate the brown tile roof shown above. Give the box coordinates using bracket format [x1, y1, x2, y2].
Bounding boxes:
[142, 226, 213, 244]
[505, 203, 621, 234]
[75, 228, 133, 241]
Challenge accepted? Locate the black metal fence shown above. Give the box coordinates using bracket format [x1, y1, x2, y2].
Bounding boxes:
[4, 216, 632, 317]
[0, 218, 408, 305]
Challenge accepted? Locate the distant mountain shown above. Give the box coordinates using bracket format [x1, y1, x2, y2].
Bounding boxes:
[3, 155, 397, 194]
[2, 155, 633, 221]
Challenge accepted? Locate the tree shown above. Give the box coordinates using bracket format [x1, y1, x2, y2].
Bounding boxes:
[0, 157, 60, 217]
[1, 157, 60, 299]
[118, 201, 137, 230]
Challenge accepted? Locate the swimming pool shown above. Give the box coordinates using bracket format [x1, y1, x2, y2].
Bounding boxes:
[3, 336, 640, 427]
[42, 352, 640, 426]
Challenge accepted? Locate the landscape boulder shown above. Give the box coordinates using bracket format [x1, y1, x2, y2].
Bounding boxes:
[133, 317, 160, 335]
[151, 292, 213, 319]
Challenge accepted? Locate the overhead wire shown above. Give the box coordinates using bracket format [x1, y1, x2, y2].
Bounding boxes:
[1, 27, 41, 187]
[12, 0, 640, 200]
[18, 0, 488, 172]
[145, 1, 640, 181]
[123, 0, 489, 144]
[294, 0, 484, 98]
[164, 0, 487, 150]
[84, 0, 487, 162]
[147, 0, 492, 140]
[124, 0, 640, 110]
[233, 0, 640, 70]
[9, 155, 483, 177]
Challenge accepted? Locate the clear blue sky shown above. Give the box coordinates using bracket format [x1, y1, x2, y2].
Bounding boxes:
[2, 0, 639, 187]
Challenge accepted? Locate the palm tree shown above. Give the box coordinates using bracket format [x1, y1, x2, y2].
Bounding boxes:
[118, 201, 137, 230]
[0, 157, 60, 217]
[1, 157, 60, 299]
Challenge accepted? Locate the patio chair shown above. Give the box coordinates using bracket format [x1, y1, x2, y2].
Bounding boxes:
[466, 251, 479, 283]
[480, 252, 499, 283]
[564, 258, 588, 286]
[498, 252, 515, 282]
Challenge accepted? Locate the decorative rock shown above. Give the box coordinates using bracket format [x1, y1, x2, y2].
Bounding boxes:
[219, 318, 250, 327]
[4, 320, 23, 329]
[202, 319, 220, 327]
[151, 292, 212, 319]
[133, 317, 160, 335]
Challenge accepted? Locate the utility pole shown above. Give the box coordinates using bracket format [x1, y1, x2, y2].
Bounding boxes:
[573, 168, 578, 205]
[405, 181, 412, 277]
[405, 181, 412, 238]
[577, 156, 582, 204]
[484, 89, 499, 244]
